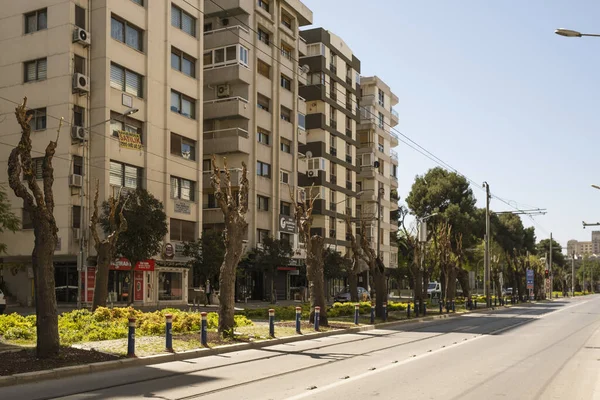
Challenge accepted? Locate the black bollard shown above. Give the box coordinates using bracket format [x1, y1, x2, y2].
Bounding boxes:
[407, 303, 411, 318]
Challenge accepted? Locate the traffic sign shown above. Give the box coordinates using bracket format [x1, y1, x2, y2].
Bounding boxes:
[526, 269, 534, 290]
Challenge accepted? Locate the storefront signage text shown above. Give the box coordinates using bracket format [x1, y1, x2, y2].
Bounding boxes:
[279, 215, 296, 234]
[110, 258, 155, 271]
[117, 130, 142, 150]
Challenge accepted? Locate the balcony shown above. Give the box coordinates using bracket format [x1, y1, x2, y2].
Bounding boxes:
[345, 154, 352, 164]
[205, 0, 252, 17]
[391, 175, 399, 188]
[390, 149, 398, 163]
[299, 35, 307, 56]
[204, 128, 250, 155]
[390, 108, 399, 125]
[204, 97, 251, 120]
[202, 168, 243, 189]
[204, 62, 252, 86]
[204, 25, 251, 50]
[390, 131, 399, 146]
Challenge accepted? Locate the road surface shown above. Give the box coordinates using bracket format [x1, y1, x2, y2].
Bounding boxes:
[2, 296, 599, 400]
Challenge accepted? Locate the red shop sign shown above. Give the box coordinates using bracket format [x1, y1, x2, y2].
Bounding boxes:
[110, 258, 155, 271]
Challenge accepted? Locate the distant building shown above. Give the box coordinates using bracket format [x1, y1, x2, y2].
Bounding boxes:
[567, 231, 600, 256]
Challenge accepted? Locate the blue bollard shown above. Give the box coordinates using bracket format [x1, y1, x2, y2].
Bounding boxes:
[415, 302, 420, 317]
[370, 304, 375, 324]
[407, 303, 411, 318]
[314, 306, 320, 331]
[383, 302, 387, 322]
[295, 307, 302, 334]
[200, 312, 208, 347]
[127, 317, 136, 358]
[165, 314, 173, 352]
[269, 309, 275, 337]
[354, 304, 360, 325]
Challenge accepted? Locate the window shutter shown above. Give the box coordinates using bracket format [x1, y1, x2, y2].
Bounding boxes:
[109, 162, 122, 186]
[34, 159, 43, 179]
[124, 165, 138, 188]
[181, 179, 191, 201]
[182, 14, 195, 36]
[111, 18, 124, 42]
[110, 64, 124, 90]
[37, 59, 47, 80]
[125, 70, 141, 97]
[170, 134, 181, 155]
[170, 177, 179, 198]
[171, 6, 181, 28]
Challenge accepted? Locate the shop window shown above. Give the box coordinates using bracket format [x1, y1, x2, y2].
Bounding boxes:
[159, 271, 183, 300]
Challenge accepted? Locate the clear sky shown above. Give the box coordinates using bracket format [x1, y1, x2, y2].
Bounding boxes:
[302, 0, 600, 250]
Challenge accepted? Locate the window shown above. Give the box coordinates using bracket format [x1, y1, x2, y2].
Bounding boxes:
[258, 0, 269, 12]
[131, 0, 143, 6]
[378, 89, 385, 107]
[330, 161, 337, 177]
[257, 127, 270, 145]
[73, 105, 84, 127]
[307, 157, 325, 170]
[206, 193, 217, 209]
[281, 42, 292, 60]
[72, 206, 81, 229]
[204, 22, 213, 32]
[110, 111, 143, 141]
[257, 161, 271, 178]
[281, 13, 292, 29]
[281, 106, 292, 122]
[171, 4, 196, 37]
[378, 112, 384, 129]
[378, 159, 384, 174]
[310, 72, 325, 85]
[280, 170, 290, 184]
[171, 47, 196, 77]
[110, 63, 143, 97]
[330, 81, 337, 100]
[257, 94, 270, 112]
[298, 113, 306, 131]
[73, 156, 83, 175]
[27, 157, 43, 179]
[329, 216, 336, 237]
[204, 44, 249, 68]
[111, 16, 143, 51]
[75, 5, 85, 29]
[257, 229, 270, 245]
[22, 209, 33, 230]
[25, 8, 47, 33]
[258, 59, 270, 78]
[330, 53, 337, 73]
[170, 133, 196, 160]
[280, 139, 291, 153]
[330, 105, 336, 128]
[257, 195, 269, 211]
[159, 271, 183, 301]
[74, 55, 85, 75]
[307, 43, 325, 57]
[345, 142, 352, 163]
[202, 159, 212, 172]
[329, 134, 336, 156]
[281, 74, 291, 91]
[24, 58, 47, 82]
[170, 218, 195, 242]
[171, 176, 195, 201]
[280, 201, 291, 216]
[280, 232, 293, 246]
[27, 108, 46, 130]
[171, 90, 196, 119]
[258, 28, 270, 45]
[240, 46, 249, 66]
[109, 161, 142, 189]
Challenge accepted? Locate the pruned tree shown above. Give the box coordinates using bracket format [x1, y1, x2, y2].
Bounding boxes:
[90, 180, 128, 310]
[290, 184, 327, 325]
[7, 97, 62, 358]
[358, 219, 387, 317]
[0, 186, 20, 254]
[345, 214, 363, 302]
[211, 155, 249, 335]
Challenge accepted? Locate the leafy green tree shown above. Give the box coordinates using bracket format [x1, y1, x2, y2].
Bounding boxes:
[0, 186, 20, 254]
[536, 238, 565, 267]
[183, 230, 225, 288]
[101, 188, 168, 304]
[252, 236, 293, 303]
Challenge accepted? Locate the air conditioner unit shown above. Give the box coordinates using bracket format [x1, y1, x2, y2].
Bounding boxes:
[216, 84, 230, 98]
[307, 169, 318, 178]
[221, 18, 229, 26]
[69, 174, 83, 188]
[72, 27, 91, 46]
[73, 228, 82, 241]
[72, 73, 90, 93]
[71, 126, 88, 141]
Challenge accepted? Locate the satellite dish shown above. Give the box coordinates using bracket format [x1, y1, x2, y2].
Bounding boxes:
[300, 64, 310, 74]
[306, 151, 313, 158]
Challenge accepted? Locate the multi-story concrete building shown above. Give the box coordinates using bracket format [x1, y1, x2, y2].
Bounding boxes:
[567, 231, 600, 257]
[201, 0, 313, 301]
[0, 0, 204, 306]
[357, 76, 400, 270]
[298, 28, 361, 294]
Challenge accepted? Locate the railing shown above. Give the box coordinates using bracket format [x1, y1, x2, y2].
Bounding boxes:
[391, 108, 399, 118]
[204, 60, 249, 71]
[203, 25, 250, 36]
[203, 96, 249, 105]
[390, 131, 399, 141]
[204, 127, 249, 140]
[390, 149, 398, 161]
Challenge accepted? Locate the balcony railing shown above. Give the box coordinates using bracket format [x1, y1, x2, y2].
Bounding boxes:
[391, 149, 398, 161]
[204, 127, 249, 140]
[203, 96, 249, 106]
[203, 24, 250, 36]
[391, 108, 399, 119]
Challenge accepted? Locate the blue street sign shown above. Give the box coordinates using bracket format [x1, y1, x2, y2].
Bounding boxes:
[526, 269, 534, 289]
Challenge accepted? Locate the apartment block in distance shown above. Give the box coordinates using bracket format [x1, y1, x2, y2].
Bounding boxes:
[0, 0, 204, 307]
[357, 76, 400, 270]
[202, 0, 312, 301]
[298, 28, 362, 294]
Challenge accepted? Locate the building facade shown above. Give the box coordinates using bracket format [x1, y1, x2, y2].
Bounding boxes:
[357, 76, 400, 270]
[0, 0, 205, 306]
[201, 0, 313, 301]
[567, 231, 600, 257]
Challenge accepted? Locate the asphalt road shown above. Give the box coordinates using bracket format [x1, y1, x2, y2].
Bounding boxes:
[3, 296, 600, 400]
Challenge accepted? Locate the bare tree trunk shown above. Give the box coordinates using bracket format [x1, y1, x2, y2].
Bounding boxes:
[373, 263, 387, 317]
[348, 272, 358, 302]
[414, 268, 423, 308]
[458, 268, 470, 299]
[92, 244, 111, 310]
[447, 268, 457, 300]
[219, 227, 245, 333]
[307, 235, 327, 325]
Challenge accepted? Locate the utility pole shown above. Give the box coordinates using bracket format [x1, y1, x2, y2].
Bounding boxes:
[571, 252, 575, 297]
[483, 182, 491, 307]
[549, 233, 553, 299]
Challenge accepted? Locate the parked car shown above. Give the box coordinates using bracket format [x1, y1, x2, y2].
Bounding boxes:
[427, 282, 441, 296]
[334, 286, 370, 302]
[503, 287, 513, 296]
[0, 289, 6, 314]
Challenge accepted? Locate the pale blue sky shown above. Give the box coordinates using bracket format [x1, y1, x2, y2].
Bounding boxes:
[302, 0, 600, 249]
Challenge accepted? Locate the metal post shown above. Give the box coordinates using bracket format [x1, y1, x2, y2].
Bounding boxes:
[370, 303, 375, 324]
[127, 317, 136, 357]
[269, 309, 275, 337]
[484, 182, 491, 308]
[549, 233, 553, 299]
[165, 314, 173, 352]
[200, 312, 208, 347]
[407, 303, 411, 318]
[572, 253, 575, 297]
[354, 304, 359, 325]
[295, 307, 301, 334]
[314, 306, 320, 331]
[382, 302, 387, 322]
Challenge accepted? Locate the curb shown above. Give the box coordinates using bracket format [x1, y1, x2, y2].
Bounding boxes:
[0, 304, 517, 388]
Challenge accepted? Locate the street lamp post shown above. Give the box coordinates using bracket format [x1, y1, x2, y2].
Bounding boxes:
[555, 28, 600, 38]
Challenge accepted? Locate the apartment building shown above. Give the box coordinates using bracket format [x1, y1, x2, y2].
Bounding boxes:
[567, 231, 600, 257]
[201, 0, 313, 301]
[357, 76, 400, 270]
[0, 0, 204, 306]
[298, 28, 361, 293]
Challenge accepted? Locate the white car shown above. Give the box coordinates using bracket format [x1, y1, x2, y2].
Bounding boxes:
[0, 289, 6, 314]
